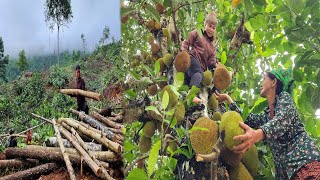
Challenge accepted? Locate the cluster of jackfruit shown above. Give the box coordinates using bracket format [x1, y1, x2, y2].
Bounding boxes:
[213, 64, 231, 90]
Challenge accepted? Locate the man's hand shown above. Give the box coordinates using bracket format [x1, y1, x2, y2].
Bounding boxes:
[232, 122, 265, 154]
[214, 91, 233, 104]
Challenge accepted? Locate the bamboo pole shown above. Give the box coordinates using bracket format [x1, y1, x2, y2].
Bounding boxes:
[58, 126, 102, 177]
[52, 119, 76, 180]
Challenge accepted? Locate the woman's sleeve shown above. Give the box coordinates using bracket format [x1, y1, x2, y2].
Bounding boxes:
[230, 102, 268, 129]
[260, 92, 295, 141]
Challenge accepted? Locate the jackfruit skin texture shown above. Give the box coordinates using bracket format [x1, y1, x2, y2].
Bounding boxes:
[190, 117, 218, 154]
[155, 3, 164, 14]
[172, 102, 185, 124]
[139, 135, 152, 153]
[146, 20, 155, 30]
[148, 84, 158, 96]
[202, 70, 213, 86]
[168, 141, 177, 152]
[160, 85, 178, 108]
[174, 51, 191, 72]
[162, 28, 170, 38]
[151, 44, 160, 54]
[208, 94, 218, 111]
[124, 107, 143, 123]
[143, 121, 156, 138]
[147, 35, 155, 45]
[219, 111, 245, 150]
[221, 145, 243, 167]
[229, 162, 253, 180]
[154, 22, 161, 30]
[242, 145, 259, 176]
[211, 112, 222, 121]
[163, 53, 173, 67]
[213, 64, 231, 90]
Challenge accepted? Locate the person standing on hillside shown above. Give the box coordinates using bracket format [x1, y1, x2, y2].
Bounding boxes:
[74, 65, 89, 114]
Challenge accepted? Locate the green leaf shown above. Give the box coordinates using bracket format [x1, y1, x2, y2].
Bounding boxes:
[127, 168, 148, 180]
[244, 0, 254, 14]
[125, 90, 137, 100]
[186, 86, 200, 101]
[284, 0, 304, 14]
[146, 106, 162, 117]
[221, 51, 227, 64]
[147, 140, 161, 177]
[196, 12, 204, 23]
[155, 61, 160, 75]
[162, 90, 169, 109]
[142, 65, 155, 77]
[129, 70, 142, 80]
[121, 7, 136, 16]
[188, 126, 209, 133]
[144, 3, 161, 22]
[250, 98, 268, 113]
[174, 72, 185, 88]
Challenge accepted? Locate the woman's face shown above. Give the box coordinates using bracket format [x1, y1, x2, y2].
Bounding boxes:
[260, 73, 275, 97]
[205, 22, 216, 37]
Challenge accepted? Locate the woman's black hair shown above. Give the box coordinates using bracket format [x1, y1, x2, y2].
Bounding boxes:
[266, 72, 283, 95]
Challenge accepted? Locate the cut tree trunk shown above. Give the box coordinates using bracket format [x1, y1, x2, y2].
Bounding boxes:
[45, 137, 102, 151]
[25, 145, 118, 162]
[57, 118, 123, 154]
[0, 162, 58, 180]
[0, 159, 39, 169]
[60, 89, 102, 101]
[58, 126, 102, 177]
[52, 119, 76, 180]
[71, 128, 114, 180]
[92, 111, 123, 129]
[69, 109, 122, 142]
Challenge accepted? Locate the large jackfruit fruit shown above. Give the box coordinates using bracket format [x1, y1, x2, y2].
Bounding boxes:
[229, 162, 253, 180]
[208, 94, 218, 111]
[143, 121, 156, 138]
[219, 111, 245, 150]
[163, 53, 173, 67]
[172, 102, 185, 124]
[211, 112, 222, 121]
[148, 84, 158, 96]
[242, 145, 259, 177]
[139, 135, 152, 153]
[160, 85, 178, 108]
[151, 43, 160, 54]
[202, 70, 213, 86]
[221, 145, 243, 167]
[174, 51, 191, 72]
[213, 64, 231, 90]
[190, 117, 219, 154]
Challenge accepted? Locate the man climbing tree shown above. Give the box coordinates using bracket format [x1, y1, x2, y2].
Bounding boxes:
[74, 65, 89, 114]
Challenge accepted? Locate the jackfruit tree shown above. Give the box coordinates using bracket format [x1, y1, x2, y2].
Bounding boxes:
[121, 0, 320, 179]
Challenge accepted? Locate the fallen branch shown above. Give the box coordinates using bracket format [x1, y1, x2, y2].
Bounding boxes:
[45, 137, 102, 151]
[58, 118, 122, 154]
[0, 159, 39, 169]
[52, 119, 76, 180]
[58, 125, 102, 177]
[60, 89, 102, 101]
[0, 162, 58, 180]
[92, 111, 123, 129]
[124, 154, 149, 176]
[30, 113, 53, 124]
[0, 122, 46, 138]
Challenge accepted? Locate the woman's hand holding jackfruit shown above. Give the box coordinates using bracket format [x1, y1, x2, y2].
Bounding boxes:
[214, 91, 233, 104]
[232, 122, 265, 154]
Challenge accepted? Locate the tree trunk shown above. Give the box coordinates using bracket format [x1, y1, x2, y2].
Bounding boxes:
[70, 128, 114, 180]
[92, 111, 124, 129]
[58, 126, 102, 177]
[0, 159, 39, 169]
[25, 145, 118, 162]
[57, 118, 122, 154]
[60, 89, 102, 101]
[69, 109, 123, 142]
[0, 162, 58, 180]
[52, 119, 76, 180]
[45, 137, 102, 151]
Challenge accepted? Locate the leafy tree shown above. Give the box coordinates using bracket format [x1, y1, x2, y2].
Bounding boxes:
[0, 37, 9, 82]
[16, 50, 28, 73]
[81, 33, 87, 53]
[44, 0, 73, 66]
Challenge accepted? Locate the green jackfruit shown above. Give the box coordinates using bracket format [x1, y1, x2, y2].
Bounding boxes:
[139, 135, 152, 153]
[172, 102, 185, 124]
[163, 53, 173, 67]
[157, 58, 166, 72]
[143, 121, 156, 138]
[202, 70, 213, 86]
[211, 112, 222, 121]
[221, 145, 243, 167]
[151, 43, 160, 54]
[160, 85, 178, 108]
[229, 162, 253, 180]
[162, 28, 170, 38]
[190, 117, 219, 154]
[242, 145, 259, 176]
[208, 94, 218, 111]
[219, 111, 245, 150]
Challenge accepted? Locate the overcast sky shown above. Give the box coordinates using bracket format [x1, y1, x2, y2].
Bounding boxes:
[0, 0, 120, 58]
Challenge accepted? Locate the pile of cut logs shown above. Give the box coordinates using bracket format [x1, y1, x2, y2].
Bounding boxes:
[0, 89, 124, 180]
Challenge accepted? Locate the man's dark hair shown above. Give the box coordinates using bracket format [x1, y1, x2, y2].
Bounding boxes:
[75, 65, 81, 70]
[266, 72, 283, 95]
